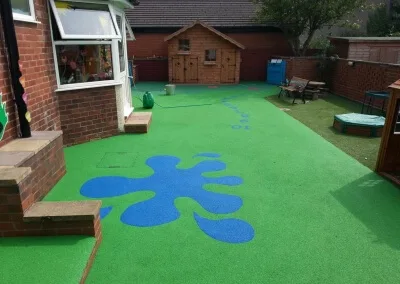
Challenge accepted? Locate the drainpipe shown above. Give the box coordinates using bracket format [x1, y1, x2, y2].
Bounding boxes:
[0, 0, 31, 138]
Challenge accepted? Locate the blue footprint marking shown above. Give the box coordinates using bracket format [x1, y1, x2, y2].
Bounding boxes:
[222, 95, 250, 130]
[193, 153, 221, 158]
[81, 154, 254, 244]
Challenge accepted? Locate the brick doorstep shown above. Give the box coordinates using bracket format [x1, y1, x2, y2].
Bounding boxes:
[125, 112, 152, 133]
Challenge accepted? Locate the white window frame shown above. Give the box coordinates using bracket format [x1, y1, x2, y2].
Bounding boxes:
[52, 41, 121, 92]
[125, 16, 135, 41]
[47, 0, 127, 92]
[49, 0, 121, 40]
[12, 0, 37, 23]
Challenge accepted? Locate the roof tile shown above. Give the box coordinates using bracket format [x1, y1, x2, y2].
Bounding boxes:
[125, 0, 271, 28]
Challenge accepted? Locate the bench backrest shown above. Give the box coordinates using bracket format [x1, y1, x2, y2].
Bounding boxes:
[289, 77, 309, 92]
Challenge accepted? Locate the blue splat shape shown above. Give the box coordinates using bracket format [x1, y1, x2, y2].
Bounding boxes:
[80, 154, 254, 244]
[193, 153, 221, 158]
[100, 206, 113, 219]
[194, 213, 255, 244]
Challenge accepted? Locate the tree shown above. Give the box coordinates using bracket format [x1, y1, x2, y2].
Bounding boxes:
[253, 0, 369, 56]
[367, 2, 400, 37]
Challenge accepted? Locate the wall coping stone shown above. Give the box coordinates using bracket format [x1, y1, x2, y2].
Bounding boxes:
[0, 131, 63, 156]
[0, 167, 32, 186]
[0, 152, 34, 167]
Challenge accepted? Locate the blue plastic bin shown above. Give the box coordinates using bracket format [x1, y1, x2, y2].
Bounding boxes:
[267, 59, 286, 85]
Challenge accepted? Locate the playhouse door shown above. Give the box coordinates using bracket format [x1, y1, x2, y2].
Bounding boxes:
[172, 56, 185, 83]
[115, 11, 133, 118]
[185, 56, 198, 83]
[221, 49, 236, 83]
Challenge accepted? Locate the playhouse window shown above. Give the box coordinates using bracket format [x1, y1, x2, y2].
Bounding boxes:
[49, 0, 120, 40]
[55, 44, 114, 85]
[11, 0, 36, 22]
[179, 39, 190, 51]
[205, 49, 217, 61]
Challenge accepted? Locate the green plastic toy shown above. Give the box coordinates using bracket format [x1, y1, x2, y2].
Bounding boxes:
[143, 91, 154, 109]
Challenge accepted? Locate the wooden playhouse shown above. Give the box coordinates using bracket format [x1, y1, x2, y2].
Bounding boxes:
[164, 21, 245, 84]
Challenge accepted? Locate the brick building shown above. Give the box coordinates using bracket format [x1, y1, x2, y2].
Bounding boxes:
[1, 0, 136, 149]
[0, 2, 138, 276]
[330, 37, 400, 64]
[126, 0, 292, 82]
[165, 21, 244, 84]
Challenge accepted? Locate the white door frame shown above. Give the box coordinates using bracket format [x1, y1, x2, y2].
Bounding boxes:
[113, 8, 133, 131]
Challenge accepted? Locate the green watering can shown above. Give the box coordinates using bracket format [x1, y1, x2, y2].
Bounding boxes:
[143, 91, 154, 109]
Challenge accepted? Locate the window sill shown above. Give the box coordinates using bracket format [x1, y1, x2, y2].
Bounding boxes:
[204, 61, 216, 65]
[177, 51, 191, 55]
[55, 81, 122, 93]
[13, 15, 40, 24]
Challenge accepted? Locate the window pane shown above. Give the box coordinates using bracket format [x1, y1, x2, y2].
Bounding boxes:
[179, 39, 190, 51]
[205, 50, 216, 61]
[11, 0, 31, 16]
[56, 45, 114, 85]
[116, 15, 126, 72]
[53, 1, 117, 37]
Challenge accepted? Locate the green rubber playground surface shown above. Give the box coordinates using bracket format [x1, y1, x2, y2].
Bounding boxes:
[0, 236, 95, 284]
[13, 82, 400, 283]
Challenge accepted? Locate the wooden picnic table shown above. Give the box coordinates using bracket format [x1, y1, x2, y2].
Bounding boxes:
[305, 81, 327, 100]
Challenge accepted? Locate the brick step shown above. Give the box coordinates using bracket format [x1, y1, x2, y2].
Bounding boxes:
[124, 112, 152, 133]
[0, 132, 102, 283]
[24, 200, 101, 226]
[0, 166, 102, 237]
[22, 201, 102, 284]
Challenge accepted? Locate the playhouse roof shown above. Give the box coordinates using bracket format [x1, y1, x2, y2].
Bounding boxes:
[125, 0, 273, 28]
[164, 21, 245, 49]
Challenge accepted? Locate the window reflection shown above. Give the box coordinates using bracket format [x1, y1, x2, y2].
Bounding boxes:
[54, 1, 117, 36]
[56, 45, 113, 85]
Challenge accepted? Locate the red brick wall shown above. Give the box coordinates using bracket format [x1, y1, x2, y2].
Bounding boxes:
[167, 25, 241, 84]
[277, 57, 321, 81]
[135, 59, 168, 81]
[0, 0, 60, 148]
[129, 31, 292, 82]
[19, 135, 66, 210]
[57, 86, 118, 146]
[227, 33, 292, 81]
[330, 59, 400, 103]
[128, 33, 169, 58]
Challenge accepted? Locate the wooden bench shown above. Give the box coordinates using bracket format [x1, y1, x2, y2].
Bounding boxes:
[279, 76, 309, 104]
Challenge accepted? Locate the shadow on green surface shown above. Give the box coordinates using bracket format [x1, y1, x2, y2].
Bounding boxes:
[331, 173, 400, 250]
